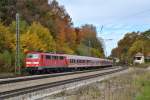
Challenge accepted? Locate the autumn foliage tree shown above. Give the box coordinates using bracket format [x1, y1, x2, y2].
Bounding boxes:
[0, 23, 14, 52]
[111, 31, 150, 64]
[0, 0, 105, 72]
[21, 22, 55, 52]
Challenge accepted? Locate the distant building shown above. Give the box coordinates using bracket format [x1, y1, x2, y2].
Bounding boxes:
[134, 52, 145, 64]
[114, 58, 120, 63]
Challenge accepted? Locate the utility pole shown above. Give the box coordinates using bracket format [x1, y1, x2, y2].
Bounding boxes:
[15, 13, 21, 74]
[88, 40, 91, 56]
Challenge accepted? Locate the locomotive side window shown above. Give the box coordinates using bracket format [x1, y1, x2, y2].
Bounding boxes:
[52, 56, 55, 60]
[46, 55, 51, 59]
[60, 56, 64, 60]
[55, 56, 58, 60]
[52, 56, 58, 60]
[27, 54, 39, 59]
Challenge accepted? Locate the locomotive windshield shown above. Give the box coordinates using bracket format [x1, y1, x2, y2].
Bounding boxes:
[27, 54, 39, 59]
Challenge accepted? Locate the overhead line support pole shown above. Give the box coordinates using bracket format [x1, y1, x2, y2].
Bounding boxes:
[15, 13, 20, 74]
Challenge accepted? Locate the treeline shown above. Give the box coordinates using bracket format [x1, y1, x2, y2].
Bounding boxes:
[0, 0, 104, 72]
[111, 30, 150, 64]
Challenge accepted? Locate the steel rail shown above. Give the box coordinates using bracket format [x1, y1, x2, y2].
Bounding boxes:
[0, 66, 118, 85]
[0, 67, 127, 99]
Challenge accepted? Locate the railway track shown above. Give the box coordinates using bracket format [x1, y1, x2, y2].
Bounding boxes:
[0, 66, 118, 85]
[0, 66, 127, 99]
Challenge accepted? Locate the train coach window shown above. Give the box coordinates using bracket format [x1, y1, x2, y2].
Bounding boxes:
[83, 60, 85, 63]
[73, 59, 75, 63]
[51, 56, 58, 60]
[70, 59, 72, 63]
[72, 59, 75, 63]
[82, 60, 85, 63]
[86, 60, 89, 63]
[46, 55, 51, 59]
[80, 60, 81, 63]
[52, 56, 55, 60]
[60, 56, 64, 60]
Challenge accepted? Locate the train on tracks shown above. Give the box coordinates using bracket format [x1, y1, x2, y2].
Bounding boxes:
[25, 52, 113, 74]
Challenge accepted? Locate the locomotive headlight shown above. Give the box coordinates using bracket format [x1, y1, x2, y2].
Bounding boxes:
[26, 62, 31, 64]
[33, 62, 39, 64]
[26, 62, 39, 64]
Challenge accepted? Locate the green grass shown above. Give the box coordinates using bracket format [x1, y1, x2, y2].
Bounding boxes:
[135, 72, 150, 100]
[136, 86, 150, 100]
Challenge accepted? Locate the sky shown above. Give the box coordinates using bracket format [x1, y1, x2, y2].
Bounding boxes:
[57, 0, 150, 56]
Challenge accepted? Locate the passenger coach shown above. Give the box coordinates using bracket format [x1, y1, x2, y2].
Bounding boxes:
[25, 52, 113, 74]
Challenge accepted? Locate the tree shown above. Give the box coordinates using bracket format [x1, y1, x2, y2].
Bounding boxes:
[111, 32, 139, 58]
[21, 22, 56, 52]
[128, 40, 150, 56]
[0, 22, 14, 52]
[76, 43, 89, 56]
[0, 0, 17, 25]
[111, 30, 150, 64]
[142, 29, 150, 39]
[91, 48, 104, 57]
[0, 50, 13, 72]
[9, 20, 28, 34]
[78, 24, 104, 57]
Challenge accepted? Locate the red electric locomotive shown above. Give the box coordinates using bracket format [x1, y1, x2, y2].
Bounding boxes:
[25, 52, 113, 74]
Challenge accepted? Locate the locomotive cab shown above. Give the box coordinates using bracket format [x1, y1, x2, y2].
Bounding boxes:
[26, 53, 41, 67]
